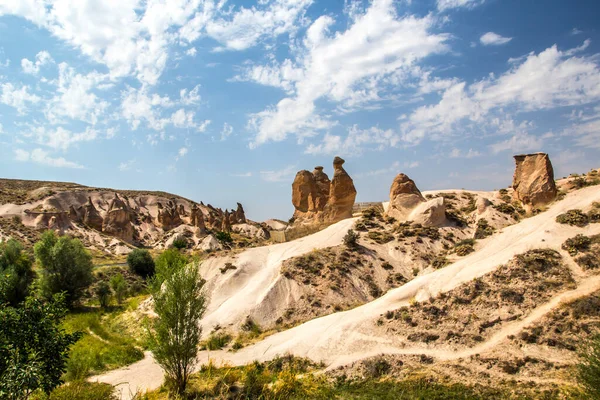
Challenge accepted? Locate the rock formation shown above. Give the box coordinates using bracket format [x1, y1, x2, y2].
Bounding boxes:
[323, 157, 356, 222]
[81, 197, 103, 231]
[291, 157, 356, 223]
[157, 200, 183, 231]
[408, 197, 446, 226]
[221, 210, 231, 233]
[235, 203, 246, 223]
[102, 193, 133, 243]
[190, 203, 206, 234]
[512, 153, 557, 207]
[386, 173, 426, 220]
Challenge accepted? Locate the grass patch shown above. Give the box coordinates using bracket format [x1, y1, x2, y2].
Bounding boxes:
[202, 332, 232, 350]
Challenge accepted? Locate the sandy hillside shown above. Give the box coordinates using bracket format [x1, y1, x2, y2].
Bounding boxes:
[94, 184, 600, 398]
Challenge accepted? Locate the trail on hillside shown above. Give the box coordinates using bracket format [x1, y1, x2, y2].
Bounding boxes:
[93, 185, 600, 399]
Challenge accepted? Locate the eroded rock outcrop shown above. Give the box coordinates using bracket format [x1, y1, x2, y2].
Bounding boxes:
[190, 203, 206, 234]
[291, 157, 356, 223]
[386, 173, 426, 220]
[235, 203, 246, 223]
[102, 193, 133, 243]
[221, 210, 231, 233]
[512, 153, 557, 207]
[81, 197, 103, 231]
[157, 200, 183, 231]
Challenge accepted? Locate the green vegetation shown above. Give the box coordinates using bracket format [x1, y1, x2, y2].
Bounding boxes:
[149, 264, 206, 395]
[62, 310, 145, 381]
[214, 231, 233, 243]
[127, 248, 155, 278]
[367, 230, 394, 244]
[474, 218, 494, 240]
[109, 273, 127, 304]
[151, 248, 189, 290]
[454, 239, 476, 256]
[94, 282, 111, 308]
[395, 222, 440, 240]
[40, 381, 117, 400]
[0, 294, 80, 397]
[562, 234, 600, 270]
[0, 238, 34, 306]
[578, 334, 600, 399]
[562, 234, 593, 256]
[171, 235, 188, 250]
[556, 209, 589, 227]
[202, 332, 232, 350]
[35, 231, 94, 307]
[343, 229, 359, 247]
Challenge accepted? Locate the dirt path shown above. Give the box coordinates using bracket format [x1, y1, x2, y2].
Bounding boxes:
[92, 185, 600, 399]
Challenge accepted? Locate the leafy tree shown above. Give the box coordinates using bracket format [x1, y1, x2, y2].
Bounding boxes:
[0, 239, 34, 306]
[127, 249, 155, 278]
[109, 273, 127, 304]
[34, 231, 94, 308]
[578, 334, 600, 398]
[0, 294, 80, 399]
[149, 264, 206, 396]
[151, 249, 188, 291]
[95, 282, 111, 308]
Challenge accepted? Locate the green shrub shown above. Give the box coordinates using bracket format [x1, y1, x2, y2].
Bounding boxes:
[343, 229, 359, 247]
[241, 316, 262, 336]
[362, 207, 382, 220]
[35, 231, 94, 307]
[562, 234, 592, 256]
[578, 334, 600, 399]
[109, 273, 127, 304]
[215, 231, 233, 243]
[474, 218, 494, 240]
[127, 249, 155, 278]
[556, 209, 589, 227]
[0, 238, 34, 306]
[47, 381, 117, 400]
[367, 231, 394, 244]
[151, 249, 189, 290]
[95, 282, 112, 308]
[204, 333, 232, 350]
[493, 203, 516, 215]
[362, 356, 391, 378]
[454, 239, 476, 256]
[171, 235, 188, 250]
[431, 256, 450, 269]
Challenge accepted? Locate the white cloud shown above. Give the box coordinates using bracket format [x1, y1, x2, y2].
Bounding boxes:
[260, 165, 296, 182]
[0, 58, 9, 67]
[45, 63, 109, 124]
[571, 28, 583, 36]
[232, 58, 303, 94]
[185, 47, 197, 57]
[171, 108, 196, 128]
[230, 171, 252, 177]
[220, 122, 233, 141]
[437, 0, 485, 11]
[118, 159, 136, 171]
[121, 86, 173, 130]
[489, 132, 543, 154]
[480, 32, 512, 46]
[14, 148, 84, 168]
[402, 42, 600, 144]
[180, 84, 201, 105]
[437, 0, 484, 11]
[27, 126, 99, 151]
[305, 125, 401, 155]
[449, 148, 482, 158]
[247, 0, 449, 147]
[177, 146, 188, 158]
[0, 82, 41, 114]
[0, 122, 3, 133]
[355, 160, 419, 178]
[21, 50, 53, 74]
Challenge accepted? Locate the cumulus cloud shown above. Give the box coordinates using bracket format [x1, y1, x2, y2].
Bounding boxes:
[260, 165, 297, 182]
[247, 0, 450, 148]
[0, 82, 41, 114]
[437, 0, 484, 11]
[489, 132, 543, 154]
[220, 122, 233, 141]
[305, 125, 401, 156]
[480, 32, 512, 46]
[14, 148, 84, 168]
[402, 42, 600, 144]
[21, 50, 53, 74]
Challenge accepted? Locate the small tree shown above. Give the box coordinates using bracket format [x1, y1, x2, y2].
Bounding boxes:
[343, 229, 359, 248]
[95, 282, 112, 308]
[34, 231, 93, 308]
[127, 249, 155, 278]
[0, 294, 80, 398]
[578, 334, 600, 398]
[151, 249, 189, 291]
[149, 264, 206, 396]
[0, 239, 34, 306]
[110, 273, 127, 304]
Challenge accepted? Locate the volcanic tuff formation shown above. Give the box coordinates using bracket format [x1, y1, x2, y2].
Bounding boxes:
[386, 173, 447, 226]
[512, 153, 558, 207]
[291, 157, 356, 223]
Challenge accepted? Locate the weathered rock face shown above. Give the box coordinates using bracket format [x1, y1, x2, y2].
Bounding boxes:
[102, 193, 133, 243]
[386, 173, 426, 220]
[291, 157, 356, 224]
[408, 197, 447, 227]
[324, 157, 357, 222]
[157, 200, 183, 231]
[221, 210, 231, 233]
[235, 203, 246, 223]
[190, 203, 206, 234]
[512, 153, 557, 206]
[81, 197, 103, 231]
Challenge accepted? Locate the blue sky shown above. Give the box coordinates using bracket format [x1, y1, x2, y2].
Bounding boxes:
[1, 0, 600, 221]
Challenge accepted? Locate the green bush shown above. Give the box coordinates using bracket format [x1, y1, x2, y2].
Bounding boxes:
[562, 234, 592, 256]
[0, 238, 34, 306]
[215, 231, 233, 243]
[454, 239, 476, 256]
[171, 235, 188, 250]
[47, 381, 117, 400]
[343, 229, 359, 247]
[204, 333, 232, 350]
[127, 249, 155, 278]
[35, 231, 94, 307]
[556, 209, 589, 227]
[241, 316, 262, 336]
[151, 249, 189, 290]
[578, 334, 600, 399]
[109, 273, 127, 304]
[363, 356, 391, 378]
[95, 282, 111, 308]
[0, 294, 80, 396]
[474, 218, 494, 240]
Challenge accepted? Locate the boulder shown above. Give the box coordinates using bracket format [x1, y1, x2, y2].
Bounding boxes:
[476, 197, 492, 214]
[81, 197, 103, 231]
[324, 157, 357, 222]
[407, 197, 447, 227]
[512, 153, 557, 206]
[199, 235, 222, 251]
[386, 173, 426, 220]
[102, 193, 133, 243]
